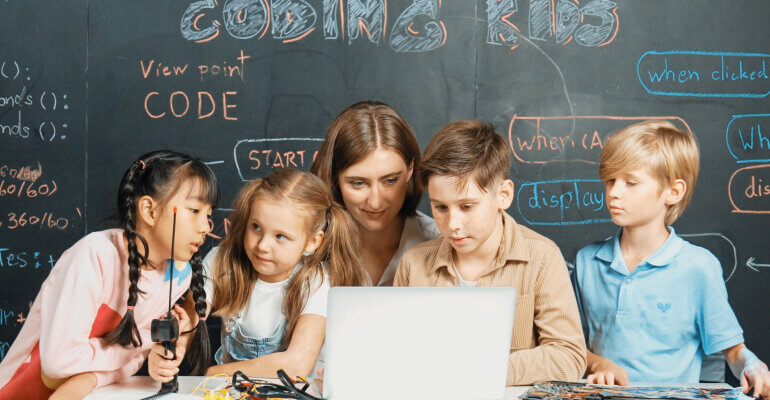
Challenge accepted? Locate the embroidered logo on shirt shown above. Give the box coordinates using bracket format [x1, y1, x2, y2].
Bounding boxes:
[657, 302, 671, 313]
[163, 260, 191, 285]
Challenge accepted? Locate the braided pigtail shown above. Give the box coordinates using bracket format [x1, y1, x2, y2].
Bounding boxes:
[102, 162, 148, 347]
[178, 251, 212, 375]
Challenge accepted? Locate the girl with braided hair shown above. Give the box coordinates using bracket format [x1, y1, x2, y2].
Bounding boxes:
[203, 168, 366, 379]
[0, 150, 219, 399]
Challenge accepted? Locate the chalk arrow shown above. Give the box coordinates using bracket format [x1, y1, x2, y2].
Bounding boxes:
[746, 257, 770, 272]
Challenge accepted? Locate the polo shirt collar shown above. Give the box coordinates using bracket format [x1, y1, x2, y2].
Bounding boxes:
[594, 227, 683, 274]
[646, 227, 683, 266]
[430, 211, 530, 276]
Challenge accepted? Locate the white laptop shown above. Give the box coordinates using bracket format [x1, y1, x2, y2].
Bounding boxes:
[324, 287, 516, 400]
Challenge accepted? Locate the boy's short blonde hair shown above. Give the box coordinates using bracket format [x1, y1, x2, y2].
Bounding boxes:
[419, 120, 511, 192]
[599, 121, 699, 225]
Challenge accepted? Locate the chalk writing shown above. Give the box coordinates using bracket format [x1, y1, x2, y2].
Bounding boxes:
[234, 137, 322, 181]
[488, 0, 619, 50]
[0, 307, 18, 327]
[223, 0, 271, 40]
[726, 114, 770, 163]
[0, 342, 9, 362]
[207, 210, 233, 240]
[140, 51, 250, 81]
[144, 90, 238, 120]
[0, 248, 57, 270]
[181, 0, 319, 43]
[0, 85, 33, 109]
[2, 210, 78, 231]
[637, 51, 770, 98]
[517, 179, 609, 226]
[0, 110, 31, 139]
[487, 0, 518, 50]
[1, 62, 72, 142]
[746, 257, 770, 272]
[0, 177, 57, 199]
[179, 0, 617, 51]
[0, 111, 70, 142]
[346, 0, 383, 44]
[389, 0, 446, 53]
[323, 0, 341, 38]
[38, 90, 68, 111]
[180, 0, 447, 52]
[508, 115, 691, 164]
[0, 60, 30, 81]
[0, 87, 68, 112]
[0, 163, 41, 182]
[728, 164, 770, 214]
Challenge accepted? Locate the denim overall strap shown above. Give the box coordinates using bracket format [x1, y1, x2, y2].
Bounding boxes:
[215, 316, 289, 364]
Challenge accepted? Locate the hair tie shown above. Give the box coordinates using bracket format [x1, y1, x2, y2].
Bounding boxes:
[126, 305, 135, 311]
[138, 160, 146, 170]
[180, 319, 207, 335]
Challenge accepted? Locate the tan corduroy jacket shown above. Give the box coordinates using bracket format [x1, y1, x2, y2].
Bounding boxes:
[394, 212, 587, 385]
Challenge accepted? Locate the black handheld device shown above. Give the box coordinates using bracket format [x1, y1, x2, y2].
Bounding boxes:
[150, 206, 180, 395]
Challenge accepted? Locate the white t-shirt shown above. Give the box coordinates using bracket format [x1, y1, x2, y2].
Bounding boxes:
[451, 262, 478, 287]
[202, 247, 329, 339]
[375, 211, 441, 286]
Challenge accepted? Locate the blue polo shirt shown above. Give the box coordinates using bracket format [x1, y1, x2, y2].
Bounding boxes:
[574, 228, 744, 383]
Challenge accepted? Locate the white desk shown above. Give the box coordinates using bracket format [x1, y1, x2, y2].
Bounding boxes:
[85, 376, 730, 400]
[85, 375, 533, 399]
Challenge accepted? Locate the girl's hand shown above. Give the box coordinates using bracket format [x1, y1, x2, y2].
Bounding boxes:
[171, 304, 196, 334]
[586, 356, 629, 386]
[148, 342, 186, 383]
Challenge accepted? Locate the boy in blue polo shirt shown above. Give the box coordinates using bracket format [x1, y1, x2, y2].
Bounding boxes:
[573, 121, 769, 397]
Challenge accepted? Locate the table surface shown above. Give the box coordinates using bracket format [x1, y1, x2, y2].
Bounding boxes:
[84, 376, 732, 400]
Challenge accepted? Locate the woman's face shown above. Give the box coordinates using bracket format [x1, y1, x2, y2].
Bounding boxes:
[337, 148, 413, 233]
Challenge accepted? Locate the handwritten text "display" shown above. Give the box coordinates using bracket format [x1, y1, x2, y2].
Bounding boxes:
[517, 179, 609, 226]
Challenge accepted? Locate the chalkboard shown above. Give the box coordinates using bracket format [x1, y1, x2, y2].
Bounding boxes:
[1, 0, 768, 376]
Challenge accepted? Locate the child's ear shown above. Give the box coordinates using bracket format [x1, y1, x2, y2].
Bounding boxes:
[304, 230, 325, 255]
[136, 195, 159, 227]
[665, 178, 687, 205]
[497, 179, 514, 211]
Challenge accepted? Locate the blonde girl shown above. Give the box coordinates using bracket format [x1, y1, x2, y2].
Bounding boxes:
[203, 168, 365, 377]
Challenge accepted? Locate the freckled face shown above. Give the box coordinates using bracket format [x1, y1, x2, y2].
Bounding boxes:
[337, 148, 413, 233]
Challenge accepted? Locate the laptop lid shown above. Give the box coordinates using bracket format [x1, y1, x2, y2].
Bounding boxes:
[324, 287, 516, 400]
